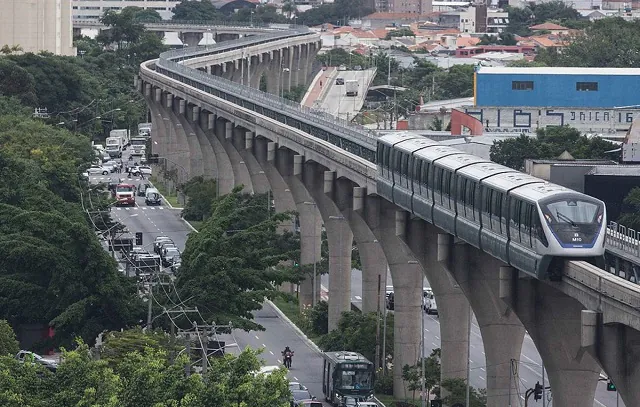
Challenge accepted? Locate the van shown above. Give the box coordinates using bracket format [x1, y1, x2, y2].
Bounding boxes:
[145, 187, 162, 206]
[423, 288, 438, 315]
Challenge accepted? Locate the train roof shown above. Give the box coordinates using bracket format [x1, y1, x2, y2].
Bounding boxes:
[378, 132, 421, 146]
[457, 162, 517, 181]
[414, 145, 462, 162]
[481, 172, 544, 193]
[393, 138, 440, 153]
[432, 153, 490, 171]
[510, 183, 602, 204]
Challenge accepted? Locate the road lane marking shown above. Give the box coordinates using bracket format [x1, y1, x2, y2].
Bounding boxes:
[479, 376, 485, 381]
[470, 344, 475, 348]
[354, 296, 361, 300]
[480, 368, 485, 372]
[269, 351, 274, 355]
[262, 344, 266, 348]
[277, 359, 282, 364]
[293, 376, 298, 381]
[255, 335, 259, 339]
[435, 336, 440, 340]
[432, 342, 438, 347]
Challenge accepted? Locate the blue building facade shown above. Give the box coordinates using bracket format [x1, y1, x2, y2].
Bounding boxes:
[475, 67, 640, 108]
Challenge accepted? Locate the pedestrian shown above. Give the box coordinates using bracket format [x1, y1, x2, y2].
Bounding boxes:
[320, 80, 323, 87]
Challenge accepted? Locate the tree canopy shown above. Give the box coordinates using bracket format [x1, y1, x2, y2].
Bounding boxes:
[0, 99, 143, 349]
[171, 0, 224, 21]
[173, 188, 300, 331]
[506, 1, 582, 36]
[297, 0, 374, 27]
[490, 126, 619, 171]
[617, 187, 640, 230]
[0, 336, 291, 407]
[536, 18, 640, 67]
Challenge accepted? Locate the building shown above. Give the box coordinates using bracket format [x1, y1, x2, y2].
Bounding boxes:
[475, 67, 640, 108]
[0, 0, 75, 56]
[524, 157, 618, 193]
[389, 0, 433, 14]
[438, 5, 508, 33]
[72, 0, 181, 21]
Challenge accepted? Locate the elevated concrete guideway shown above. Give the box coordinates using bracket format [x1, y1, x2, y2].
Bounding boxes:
[136, 22, 640, 406]
[318, 69, 377, 121]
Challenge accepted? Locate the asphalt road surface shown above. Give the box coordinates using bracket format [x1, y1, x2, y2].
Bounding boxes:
[93, 150, 623, 406]
[320, 69, 376, 121]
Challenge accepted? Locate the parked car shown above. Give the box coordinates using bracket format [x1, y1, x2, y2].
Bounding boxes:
[296, 401, 323, 407]
[162, 248, 181, 267]
[335, 77, 345, 85]
[386, 292, 394, 310]
[338, 64, 347, 71]
[353, 65, 363, 70]
[15, 350, 58, 372]
[86, 165, 111, 175]
[289, 382, 308, 391]
[103, 160, 120, 172]
[290, 389, 316, 407]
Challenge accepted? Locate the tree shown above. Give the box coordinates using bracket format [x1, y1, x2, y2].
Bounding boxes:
[0, 44, 23, 55]
[537, 18, 640, 67]
[172, 0, 223, 21]
[231, 5, 288, 24]
[478, 32, 517, 46]
[0, 59, 37, 106]
[490, 126, 619, 171]
[506, 1, 581, 36]
[174, 188, 300, 331]
[317, 311, 393, 363]
[99, 328, 180, 367]
[297, 0, 374, 26]
[402, 348, 441, 401]
[98, 8, 146, 48]
[182, 176, 218, 221]
[282, 1, 296, 19]
[0, 320, 19, 356]
[617, 187, 640, 230]
[441, 377, 487, 407]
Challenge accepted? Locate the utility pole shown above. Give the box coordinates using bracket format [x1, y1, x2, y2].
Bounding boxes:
[382, 266, 389, 375]
[421, 300, 426, 407]
[185, 333, 191, 377]
[374, 274, 381, 371]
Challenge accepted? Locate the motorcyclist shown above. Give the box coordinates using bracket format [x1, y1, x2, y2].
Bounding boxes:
[282, 346, 294, 368]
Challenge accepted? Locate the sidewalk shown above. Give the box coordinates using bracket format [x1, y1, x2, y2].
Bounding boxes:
[302, 67, 336, 107]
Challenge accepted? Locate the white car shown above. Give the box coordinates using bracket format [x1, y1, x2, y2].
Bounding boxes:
[130, 166, 152, 176]
[86, 165, 111, 175]
[103, 160, 120, 172]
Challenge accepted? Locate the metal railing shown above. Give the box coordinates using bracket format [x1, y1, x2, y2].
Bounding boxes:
[606, 221, 640, 259]
[154, 26, 378, 151]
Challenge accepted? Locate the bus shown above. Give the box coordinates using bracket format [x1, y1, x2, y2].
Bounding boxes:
[322, 351, 375, 406]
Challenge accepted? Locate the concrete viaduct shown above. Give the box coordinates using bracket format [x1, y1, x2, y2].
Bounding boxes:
[136, 23, 640, 407]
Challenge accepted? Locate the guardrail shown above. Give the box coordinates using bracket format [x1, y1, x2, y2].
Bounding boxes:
[606, 221, 640, 259]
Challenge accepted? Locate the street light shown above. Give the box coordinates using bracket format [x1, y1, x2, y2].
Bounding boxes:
[304, 201, 319, 307]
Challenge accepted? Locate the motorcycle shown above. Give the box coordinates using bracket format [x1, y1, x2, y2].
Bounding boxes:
[282, 350, 294, 369]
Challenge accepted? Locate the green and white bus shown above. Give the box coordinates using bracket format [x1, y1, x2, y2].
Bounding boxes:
[322, 351, 375, 406]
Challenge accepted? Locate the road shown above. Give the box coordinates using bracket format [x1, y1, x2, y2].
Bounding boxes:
[92, 155, 623, 406]
[319, 69, 376, 121]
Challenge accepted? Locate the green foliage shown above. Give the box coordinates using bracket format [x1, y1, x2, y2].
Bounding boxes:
[0, 59, 38, 106]
[172, 0, 223, 21]
[490, 126, 619, 171]
[478, 32, 517, 46]
[181, 176, 218, 221]
[99, 328, 180, 367]
[317, 311, 393, 363]
[174, 188, 300, 331]
[0, 338, 289, 407]
[0, 103, 143, 348]
[98, 8, 147, 47]
[401, 348, 441, 401]
[298, 0, 374, 26]
[300, 301, 329, 335]
[374, 369, 394, 395]
[282, 85, 308, 103]
[617, 187, 640, 230]
[506, 1, 581, 36]
[537, 18, 640, 67]
[441, 377, 487, 407]
[231, 5, 289, 24]
[0, 320, 19, 356]
[385, 28, 415, 40]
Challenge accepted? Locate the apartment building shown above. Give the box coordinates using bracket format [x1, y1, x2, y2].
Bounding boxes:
[0, 0, 76, 56]
[72, 0, 182, 20]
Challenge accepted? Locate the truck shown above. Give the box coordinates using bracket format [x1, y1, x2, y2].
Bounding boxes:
[109, 129, 130, 146]
[138, 123, 152, 137]
[130, 137, 147, 156]
[105, 137, 123, 158]
[345, 80, 359, 97]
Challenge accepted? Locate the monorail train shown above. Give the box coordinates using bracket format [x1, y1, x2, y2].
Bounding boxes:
[376, 133, 606, 280]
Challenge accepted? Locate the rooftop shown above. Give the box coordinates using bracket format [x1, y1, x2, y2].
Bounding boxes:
[529, 22, 569, 30]
[476, 67, 640, 75]
[587, 165, 640, 176]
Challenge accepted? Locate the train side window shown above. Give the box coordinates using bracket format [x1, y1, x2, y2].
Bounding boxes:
[401, 154, 409, 177]
[482, 187, 492, 228]
[383, 145, 391, 174]
[394, 151, 403, 174]
[491, 191, 502, 233]
[442, 170, 450, 207]
[509, 199, 521, 243]
[421, 162, 431, 200]
[450, 173, 457, 211]
[377, 144, 384, 167]
[501, 194, 509, 235]
[413, 159, 422, 194]
[465, 181, 476, 221]
[458, 178, 467, 217]
[520, 203, 532, 247]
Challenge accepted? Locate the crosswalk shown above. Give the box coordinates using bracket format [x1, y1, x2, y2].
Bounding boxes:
[114, 206, 166, 211]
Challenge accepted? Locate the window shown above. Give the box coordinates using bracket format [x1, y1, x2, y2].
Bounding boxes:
[491, 191, 503, 232]
[576, 82, 598, 92]
[401, 154, 409, 177]
[465, 181, 476, 221]
[520, 203, 533, 247]
[420, 162, 430, 198]
[442, 171, 451, 207]
[394, 151, 402, 174]
[512, 81, 534, 91]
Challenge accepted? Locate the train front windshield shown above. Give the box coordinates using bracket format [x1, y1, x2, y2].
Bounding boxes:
[337, 367, 373, 391]
[540, 197, 604, 247]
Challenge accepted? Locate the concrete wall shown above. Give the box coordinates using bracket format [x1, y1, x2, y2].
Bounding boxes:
[476, 72, 640, 108]
[0, 0, 75, 56]
[463, 106, 638, 136]
[72, 0, 180, 20]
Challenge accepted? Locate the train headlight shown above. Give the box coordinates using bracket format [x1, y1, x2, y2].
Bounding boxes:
[597, 212, 603, 224]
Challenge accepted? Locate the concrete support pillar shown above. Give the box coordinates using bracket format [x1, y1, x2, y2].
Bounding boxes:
[297, 160, 352, 330]
[144, 83, 151, 97]
[192, 106, 200, 123]
[284, 47, 294, 93]
[194, 111, 217, 179]
[166, 93, 173, 110]
[178, 99, 185, 115]
[582, 310, 640, 406]
[211, 118, 234, 195]
[154, 88, 162, 103]
[216, 122, 251, 193]
[440, 237, 524, 407]
[266, 51, 281, 96]
[398, 220, 471, 396]
[359, 196, 423, 399]
[206, 65, 212, 75]
[179, 31, 203, 47]
[502, 269, 601, 407]
[172, 102, 202, 180]
[232, 130, 268, 193]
